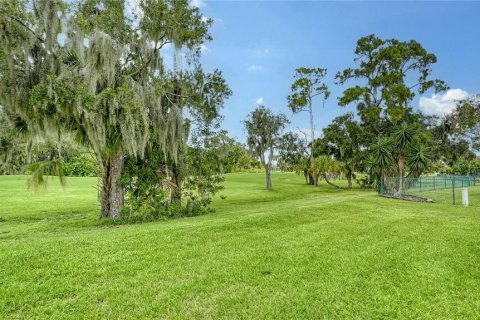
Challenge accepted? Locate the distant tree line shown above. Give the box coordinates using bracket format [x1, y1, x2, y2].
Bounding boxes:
[244, 35, 480, 191]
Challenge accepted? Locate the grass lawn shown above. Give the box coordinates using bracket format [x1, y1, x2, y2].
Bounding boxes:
[0, 173, 479, 319]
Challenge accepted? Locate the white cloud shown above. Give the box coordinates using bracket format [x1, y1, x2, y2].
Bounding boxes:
[419, 89, 470, 116]
[247, 64, 264, 72]
[255, 97, 264, 105]
[190, 0, 205, 8]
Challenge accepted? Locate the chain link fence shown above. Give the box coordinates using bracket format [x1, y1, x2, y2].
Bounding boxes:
[380, 175, 479, 207]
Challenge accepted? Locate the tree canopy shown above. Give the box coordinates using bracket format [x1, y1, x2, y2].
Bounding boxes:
[0, 0, 227, 218]
[336, 34, 447, 136]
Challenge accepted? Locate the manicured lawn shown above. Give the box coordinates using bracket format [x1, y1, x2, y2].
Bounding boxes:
[0, 173, 479, 319]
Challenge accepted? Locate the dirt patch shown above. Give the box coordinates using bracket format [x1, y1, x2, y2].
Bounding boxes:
[381, 194, 433, 203]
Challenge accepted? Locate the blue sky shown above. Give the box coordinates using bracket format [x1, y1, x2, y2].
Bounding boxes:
[194, 1, 480, 142]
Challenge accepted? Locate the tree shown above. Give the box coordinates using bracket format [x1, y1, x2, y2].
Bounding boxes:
[287, 68, 330, 163]
[160, 66, 231, 203]
[393, 123, 415, 192]
[121, 66, 231, 219]
[0, 110, 26, 175]
[0, 0, 213, 218]
[451, 157, 480, 176]
[367, 129, 432, 193]
[277, 132, 307, 172]
[213, 134, 260, 173]
[423, 115, 475, 166]
[244, 106, 289, 190]
[314, 113, 362, 188]
[450, 95, 480, 152]
[310, 156, 342, 188]
[336, 34, 447, 141]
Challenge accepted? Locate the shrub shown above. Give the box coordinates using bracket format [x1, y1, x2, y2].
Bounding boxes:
[63, 153, 98, 177]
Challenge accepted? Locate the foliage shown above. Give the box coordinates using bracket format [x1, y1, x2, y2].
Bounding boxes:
[449, 95, 480, 151]
[336, 34, 447, 140]
[183, 131, 227, 212]
[277, 132, 307, 172]
[287, 67, 330, 114]
[0, 0, 218, 218]
[336, 34, 448, 119]
[62, 153, 99, 177]
[121, 142, 171, 222]
[26, 159, 66, 192]
[287, 67, 330, 160]
[314, 113, 363, 188]
[0, 111, 26, 174]
[310, 155, 342, 188]
[366, 124, 432, 191]
[121, 128, 232, 222]
[423, 115, 476, 166]
[451, 157, 480, 176]
[426, 160, 450, 175]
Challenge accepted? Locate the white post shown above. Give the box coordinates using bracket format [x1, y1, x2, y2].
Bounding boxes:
[462, 187, 469, 207]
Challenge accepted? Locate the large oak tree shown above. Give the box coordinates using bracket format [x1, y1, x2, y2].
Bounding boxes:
[0, 0, 213, 218]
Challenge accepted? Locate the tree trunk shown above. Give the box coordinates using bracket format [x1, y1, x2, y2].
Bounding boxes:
[100, 152, 124, 218]
[265, 165, 272, 190]
[303, 170, 309, 184]
[308, 171, 315, 185]
[397, 154, 405, 195]
[309, 102, 315, 162]
[323, 174, 341, 189]
[347, 169, 353, 189]
[171, 163, 182, 202]
[313, 174, 319, 186]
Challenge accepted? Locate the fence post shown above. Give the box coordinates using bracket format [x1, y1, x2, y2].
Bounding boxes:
[433, 177, 435, 190]
[419, 177, 422, 192]
[452, 178, 456, 205]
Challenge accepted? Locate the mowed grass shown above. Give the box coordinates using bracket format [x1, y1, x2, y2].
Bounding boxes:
[0, 173, 479, 319]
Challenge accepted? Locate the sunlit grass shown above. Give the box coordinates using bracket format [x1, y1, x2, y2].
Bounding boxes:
[1, 173, 479, 319]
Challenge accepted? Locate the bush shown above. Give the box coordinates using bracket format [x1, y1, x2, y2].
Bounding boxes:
[63, 153, 98, 177]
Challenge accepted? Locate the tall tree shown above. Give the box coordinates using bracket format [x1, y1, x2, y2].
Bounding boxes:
[244, 106, 289, 190]
[287, 67, 330, 162]
[0, 0, 212, 218]
[336, 34, 447, 140]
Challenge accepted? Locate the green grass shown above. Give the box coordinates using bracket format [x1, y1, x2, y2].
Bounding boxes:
[1, 173, 479, 319]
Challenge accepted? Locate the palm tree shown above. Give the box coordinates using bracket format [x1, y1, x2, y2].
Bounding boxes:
[406, 139, 431, 178]
[393, 123, 415, 186]
[368, 137, 395, 192]
[369, 129, 431, 195]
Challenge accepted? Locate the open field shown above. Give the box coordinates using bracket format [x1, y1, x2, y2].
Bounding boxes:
[0, 173, 479, 319]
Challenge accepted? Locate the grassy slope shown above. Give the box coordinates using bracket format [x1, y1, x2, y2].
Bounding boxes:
[0, 173, 479, 319]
